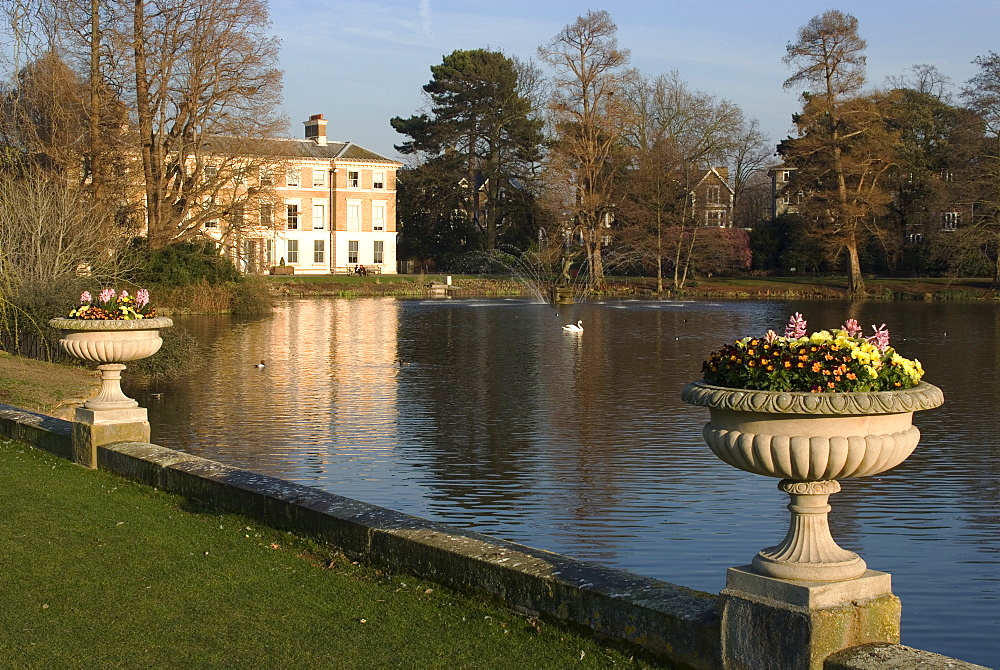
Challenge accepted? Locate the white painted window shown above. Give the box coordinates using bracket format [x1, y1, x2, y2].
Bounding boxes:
[372, 201, 386, 231]
[286, 169, 301, 187]
[348, 240, 359, 264]
[707, 185, 720, 205]
[942, 212, 960, 230]
[265, 239, 274, 265]
[312, 169, 326, 188]
[286, 239, 299, 263]
[260, 204, 273, 226]
[314, 240, 325, 264]
[312, 203, 325, 230]
[373, 171, 385, 189]
[347, 200, 361, 231]
[347, 170, 359, 188]
[286, 204, 299, 230]
[706, 210, 725, 227]
[373, 240, 384, 264]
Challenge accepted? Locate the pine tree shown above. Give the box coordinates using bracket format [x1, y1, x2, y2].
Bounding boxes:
[391, 49, 544, 252]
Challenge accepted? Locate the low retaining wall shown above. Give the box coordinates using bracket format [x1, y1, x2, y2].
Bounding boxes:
[0, 404, 989, 670]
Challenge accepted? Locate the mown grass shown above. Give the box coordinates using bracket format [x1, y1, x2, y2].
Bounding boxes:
[0, 439, 660, 669]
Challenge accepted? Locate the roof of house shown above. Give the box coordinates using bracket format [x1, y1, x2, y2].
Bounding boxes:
[202, 137, 401, 165]
[691, 167, 735, 195]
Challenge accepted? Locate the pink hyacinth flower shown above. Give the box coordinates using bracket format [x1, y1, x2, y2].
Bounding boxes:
[843, 318, 862, 338]
[867, 323, 890, 352]
[136, 289, 150, 308]
[80, 291, 92, 304]
[784, 312, 808, 338]
[119, 289, 130, 300]
[765, 329, 778, 344]
[98, 288, 115, 303]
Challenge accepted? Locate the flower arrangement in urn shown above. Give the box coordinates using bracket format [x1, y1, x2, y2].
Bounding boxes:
[684, 312, 942, 582]
[701, 312, 923, 393]
[67, 288, 157, 320]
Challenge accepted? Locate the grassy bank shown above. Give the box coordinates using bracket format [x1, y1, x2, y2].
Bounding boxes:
[0, 352, 98, 419]
[264, 273, 1000, 302]
[0, 437, 656, 668]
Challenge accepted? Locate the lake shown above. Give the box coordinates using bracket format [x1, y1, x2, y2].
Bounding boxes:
[128, 296, 1000, 667]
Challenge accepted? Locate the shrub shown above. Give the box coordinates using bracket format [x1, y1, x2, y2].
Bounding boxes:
[127, 326, 199, 378]
[229, 278, 273, 316]
[137, 240, 240, 286]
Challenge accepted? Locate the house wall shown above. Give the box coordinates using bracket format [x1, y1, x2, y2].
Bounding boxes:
[690, 169, 735, 227]
[269, 159, 399, 275]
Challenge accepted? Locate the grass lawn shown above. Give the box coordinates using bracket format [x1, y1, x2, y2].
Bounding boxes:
[0, 438, 658, 669]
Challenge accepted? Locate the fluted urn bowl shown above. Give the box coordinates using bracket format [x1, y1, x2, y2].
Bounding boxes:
[49, 317, 173, 410]
[681, 380, 944, 581]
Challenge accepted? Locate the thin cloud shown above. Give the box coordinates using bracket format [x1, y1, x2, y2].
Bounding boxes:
[419, 0, 431, 35]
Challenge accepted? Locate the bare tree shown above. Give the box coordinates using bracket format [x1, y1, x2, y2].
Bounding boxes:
[781, 9, 895, 297]
[726, 117, 773, 224]
[961, 52, 1000, 286]
[1, 0, 285, 250]
[538, 10, 630, 289]
[0, 172, 135, 287]
[886, 64, 954, 103]
[123, 0, 285, 249]
[617, 69, 767, 288]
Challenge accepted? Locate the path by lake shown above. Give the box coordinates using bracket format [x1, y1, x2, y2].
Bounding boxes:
[130, 297, 1000, 667]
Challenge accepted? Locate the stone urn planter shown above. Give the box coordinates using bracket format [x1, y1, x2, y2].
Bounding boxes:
[49, 317, 173, 411]
[681, 380, 944, 581]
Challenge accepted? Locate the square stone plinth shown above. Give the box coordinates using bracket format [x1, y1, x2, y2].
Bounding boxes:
[72, 408, 150, 469]
[721, 566, 901, 670]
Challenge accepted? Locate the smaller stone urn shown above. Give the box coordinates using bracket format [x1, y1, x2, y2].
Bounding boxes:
[681, 380, 944, 581]
[49, 317, 173, 410]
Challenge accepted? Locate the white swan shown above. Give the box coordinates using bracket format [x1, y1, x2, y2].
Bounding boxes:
[562, 320, 583, 333]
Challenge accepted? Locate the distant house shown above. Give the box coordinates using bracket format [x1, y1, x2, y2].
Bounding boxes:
[202, 114, 402, 275]
[689, 167, 735, 227]
[767, 165, 800, 219]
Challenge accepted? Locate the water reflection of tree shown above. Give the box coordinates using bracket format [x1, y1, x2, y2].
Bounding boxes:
[394, 306, 544, 521]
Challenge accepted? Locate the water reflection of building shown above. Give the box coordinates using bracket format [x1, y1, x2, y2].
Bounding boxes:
[157, 298, 399, 476]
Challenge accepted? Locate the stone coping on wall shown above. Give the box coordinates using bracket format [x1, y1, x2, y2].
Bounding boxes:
[0, 403, 990, 670]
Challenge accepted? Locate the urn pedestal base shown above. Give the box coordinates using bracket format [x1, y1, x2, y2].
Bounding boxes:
[721, 565, 900, 670]
[72, 407, 150, 469]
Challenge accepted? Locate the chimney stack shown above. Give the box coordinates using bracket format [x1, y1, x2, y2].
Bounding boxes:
[304, 114, 328, 146]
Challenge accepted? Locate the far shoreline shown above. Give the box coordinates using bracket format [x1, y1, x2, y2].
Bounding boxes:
[261, 274, 1000, 303]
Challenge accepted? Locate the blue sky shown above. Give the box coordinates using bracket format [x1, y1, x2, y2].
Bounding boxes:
[269, 1, 1000, 159]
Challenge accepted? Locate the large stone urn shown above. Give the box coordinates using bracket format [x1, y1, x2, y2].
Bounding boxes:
[681, 380, 944, 582]
[49, 317, 173, 410]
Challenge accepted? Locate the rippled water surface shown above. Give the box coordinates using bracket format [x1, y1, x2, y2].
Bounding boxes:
[130, 297, 1000, 667]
